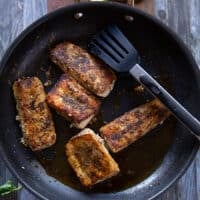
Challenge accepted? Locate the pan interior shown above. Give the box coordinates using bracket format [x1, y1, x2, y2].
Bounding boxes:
[35, 72, 176, 192]
[0, 4, 199, 200]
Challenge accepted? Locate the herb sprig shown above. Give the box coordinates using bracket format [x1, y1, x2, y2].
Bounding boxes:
[0, 180, 22, 196]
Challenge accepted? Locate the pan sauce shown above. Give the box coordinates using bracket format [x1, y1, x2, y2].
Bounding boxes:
[36, 74, 176, 192]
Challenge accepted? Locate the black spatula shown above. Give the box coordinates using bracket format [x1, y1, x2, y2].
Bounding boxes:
[88, 25, 200, 141]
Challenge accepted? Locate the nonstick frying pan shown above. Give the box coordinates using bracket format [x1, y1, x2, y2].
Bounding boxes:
[0, 2, 199, 200]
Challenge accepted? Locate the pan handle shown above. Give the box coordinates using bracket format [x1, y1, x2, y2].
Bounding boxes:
[130, 64, 200, 141]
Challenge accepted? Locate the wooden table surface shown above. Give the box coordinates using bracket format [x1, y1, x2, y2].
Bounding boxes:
[0, 0, 199, 200]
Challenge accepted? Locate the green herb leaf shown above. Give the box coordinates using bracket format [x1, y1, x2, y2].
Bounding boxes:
[0, 180, 22, 196]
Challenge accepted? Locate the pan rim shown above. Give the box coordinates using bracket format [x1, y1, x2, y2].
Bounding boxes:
[0, 2, 199, 200]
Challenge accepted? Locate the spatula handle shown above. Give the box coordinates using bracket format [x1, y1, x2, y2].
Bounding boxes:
[130, 64, 200, 141]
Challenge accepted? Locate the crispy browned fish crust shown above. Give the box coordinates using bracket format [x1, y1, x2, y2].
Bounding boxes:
[13, 77, 56, 151]
[47, 74, 101, 129]
[100, 99, 171, 153]
[65, 128, 119, 187]
[50, 42, 117, 97]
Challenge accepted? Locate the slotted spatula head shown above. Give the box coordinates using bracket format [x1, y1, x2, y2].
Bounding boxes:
[88, 25, 139, 72]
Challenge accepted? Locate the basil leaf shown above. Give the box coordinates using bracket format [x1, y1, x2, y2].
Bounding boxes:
[0, 180, 22, 196]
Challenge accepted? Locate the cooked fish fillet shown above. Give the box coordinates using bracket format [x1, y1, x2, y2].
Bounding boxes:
[50, 42, 116, 97]
[13, 77, 56, 151]
[65, 128, 119, 187]
[47, 74, 101, 129]
[100, 99, 171, 153]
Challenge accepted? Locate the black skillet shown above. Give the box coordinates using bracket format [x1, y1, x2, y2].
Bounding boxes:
[0, 2, 199, 200]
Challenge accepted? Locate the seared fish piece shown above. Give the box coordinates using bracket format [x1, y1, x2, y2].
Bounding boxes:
[100, 99, 171, 153]
[47, 74, 101, 129]
[66, 128, 119, 187]
[50, 42, 116, 97]
[13, 77, 56, 151]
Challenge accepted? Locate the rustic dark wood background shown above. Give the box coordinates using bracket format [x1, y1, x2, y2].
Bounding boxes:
[0, 0, 199, 199]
